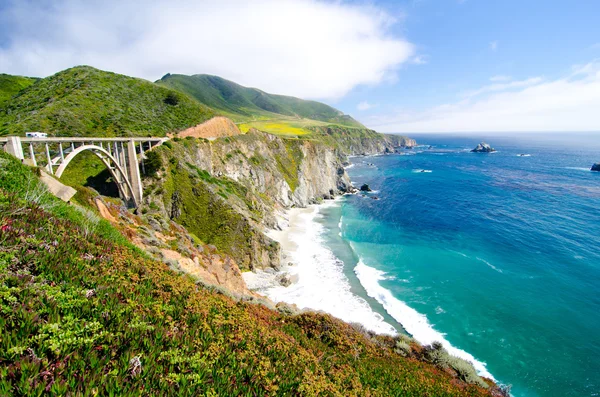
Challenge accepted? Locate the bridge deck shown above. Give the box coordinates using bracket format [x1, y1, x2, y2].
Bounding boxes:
[0, 137, 166, 144]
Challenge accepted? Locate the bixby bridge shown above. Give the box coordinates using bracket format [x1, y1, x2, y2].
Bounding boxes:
[0, 136, 167, 207]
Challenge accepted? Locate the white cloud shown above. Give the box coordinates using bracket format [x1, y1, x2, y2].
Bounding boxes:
[357, 101, 376, 111]
[365, 61, 600, 132]
[411, 55, 429, 65]
[462, 77, 543, 98]
[490, 75, 511, 82]
[490, 41, 499, 51]
[0, 0, 414, 99]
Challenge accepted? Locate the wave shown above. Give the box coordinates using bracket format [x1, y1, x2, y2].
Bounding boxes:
[344, 163, 356, 169]
[516, 154, 531, 157]
[258, 203, 397, 336]
[354, 260, 495, 380]
[412, 169, 433, 173]
[476, 257, 503, 273]
[451, 251, 503, 274]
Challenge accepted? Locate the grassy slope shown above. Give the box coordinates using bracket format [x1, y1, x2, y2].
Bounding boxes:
[0, 66, 214, 137]
[0, 151, 497, 396]
[0, 74, 37, 105]
[157, 73, 364, 135]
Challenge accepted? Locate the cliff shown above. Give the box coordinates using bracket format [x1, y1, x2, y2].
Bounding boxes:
[139, 129, 356, 272]
[309, 125, 417, 155]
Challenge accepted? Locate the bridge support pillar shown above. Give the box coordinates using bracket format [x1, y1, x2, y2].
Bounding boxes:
[5, 136, 24, 160]
[127, 140, 143, 206]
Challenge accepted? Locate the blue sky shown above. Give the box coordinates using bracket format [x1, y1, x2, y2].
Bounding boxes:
[1, 0, 599, 132]
[335, 0, 600, 132]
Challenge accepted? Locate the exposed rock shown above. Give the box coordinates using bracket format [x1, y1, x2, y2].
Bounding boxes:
[277, 273, 292, 287]
[39, 170, 77, 202]
[360, 184, 372, 192]
[591, 163, 600, 172]
[471, 142, 496, 153]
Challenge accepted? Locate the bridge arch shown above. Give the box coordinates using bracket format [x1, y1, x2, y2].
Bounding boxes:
[55, 144, 139, 206]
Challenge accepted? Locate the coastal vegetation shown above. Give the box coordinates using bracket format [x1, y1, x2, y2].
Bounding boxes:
[0, 151, 502, 396]
[0, 74, 37, 105]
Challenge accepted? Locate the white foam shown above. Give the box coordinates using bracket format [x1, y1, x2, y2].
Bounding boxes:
[255, 203, 398, 336]
[412, 169, 433, 173]
[354, 260, 495, 380]
[476, 257, 503, 273]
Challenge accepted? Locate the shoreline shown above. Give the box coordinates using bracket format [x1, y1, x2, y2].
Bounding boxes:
[242, 196, 398, 335]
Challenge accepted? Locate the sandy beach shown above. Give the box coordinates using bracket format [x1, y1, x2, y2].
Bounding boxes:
[242, 198, 398, 335]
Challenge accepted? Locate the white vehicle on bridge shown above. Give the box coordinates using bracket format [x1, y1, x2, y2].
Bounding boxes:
[25, 132, 48, 138]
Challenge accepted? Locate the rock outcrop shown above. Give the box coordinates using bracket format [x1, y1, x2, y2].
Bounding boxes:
[137, 127, 414, 289]
[471, 142, 496, 153]
[360, 184, 372, 192]
[592, 163, 600, 172]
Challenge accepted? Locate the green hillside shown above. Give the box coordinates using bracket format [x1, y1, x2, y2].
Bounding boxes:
[0, 74, 37, 105]
[157, 73, 364, 132]
[0, 66, 214, 137]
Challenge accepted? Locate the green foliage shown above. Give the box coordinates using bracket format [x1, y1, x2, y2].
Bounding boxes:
[0, 74, 37, 105]
[421, 342, 489, 389]
[144, 150, 163, 178]
[157, 73, 364, 128]
[0, 152, 495, 396]
[0, 66, 214, 137]
[270, 139, 304, 191]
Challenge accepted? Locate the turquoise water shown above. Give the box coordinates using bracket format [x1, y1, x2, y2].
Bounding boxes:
[318, 134, 600, 397]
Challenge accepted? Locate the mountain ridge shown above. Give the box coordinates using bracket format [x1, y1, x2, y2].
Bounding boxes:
[157, 73, 364, 129]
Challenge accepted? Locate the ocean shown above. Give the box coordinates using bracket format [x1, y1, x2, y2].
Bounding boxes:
[252, 133, 600, 397]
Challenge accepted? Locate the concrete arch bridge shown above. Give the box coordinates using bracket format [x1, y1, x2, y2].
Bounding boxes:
[1, 136, 167, 207]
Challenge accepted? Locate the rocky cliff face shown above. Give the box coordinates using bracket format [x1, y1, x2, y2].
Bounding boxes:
[138, 128, 414, 284]
[309, 125, 416, 155]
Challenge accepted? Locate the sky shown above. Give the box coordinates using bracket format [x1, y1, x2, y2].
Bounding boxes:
[0, 0, 599, 133]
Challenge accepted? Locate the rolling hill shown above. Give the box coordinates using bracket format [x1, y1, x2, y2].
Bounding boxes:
[157, 73, 364, 133]
[0, 66, 214, 137]
[0, 73, 38, 105]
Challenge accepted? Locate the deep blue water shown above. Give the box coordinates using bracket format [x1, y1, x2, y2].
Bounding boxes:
[320, 134, 600, 397]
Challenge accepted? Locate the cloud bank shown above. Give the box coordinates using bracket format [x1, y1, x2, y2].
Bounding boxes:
[367, 62, 600, 133]
[0, 0, 414, 99]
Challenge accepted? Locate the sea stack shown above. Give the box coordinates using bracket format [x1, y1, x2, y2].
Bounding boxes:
[360, 184, 372, 192]
[591, 163, 600, 172]
[471, 142, 496, 153]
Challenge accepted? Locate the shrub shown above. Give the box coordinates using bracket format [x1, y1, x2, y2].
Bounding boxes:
[163, 92, 179, 106]
[446, 356, 488, 388]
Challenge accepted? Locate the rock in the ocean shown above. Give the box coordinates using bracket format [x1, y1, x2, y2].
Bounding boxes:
[592, 163, 600, 172]
[277, 273, 292, 287]
[360, 184, 372, 192]
[471, 142, 496, 153]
